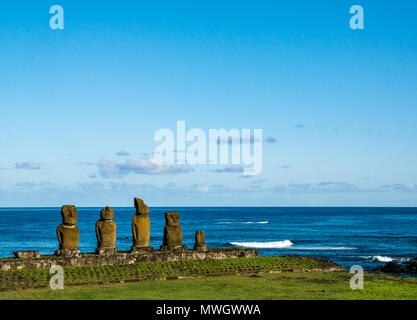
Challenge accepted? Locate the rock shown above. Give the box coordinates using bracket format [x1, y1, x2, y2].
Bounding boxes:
[96, 248, 119, 256]
[161, 212, 185, 250]
[374, 261, 405, 274]
[374, 258, 417, 275]
[95, 206, 117, 250]
[131, 198, 151, 249]
[404, 259, 417, 274]
[54, 249, 80, 258]
[194, 230, 207, 250]
[130, 246, 154, 254]
[56, 205, 79, 251]
[13, 251, 40, 259]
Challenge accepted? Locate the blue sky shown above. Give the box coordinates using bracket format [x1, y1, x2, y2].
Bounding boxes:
[0, 0, 416, 206]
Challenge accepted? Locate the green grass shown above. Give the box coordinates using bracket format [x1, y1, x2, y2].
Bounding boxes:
[0, 255, 340, 291]
[1, 271, 416, 300]
[1, 256, 415, 300]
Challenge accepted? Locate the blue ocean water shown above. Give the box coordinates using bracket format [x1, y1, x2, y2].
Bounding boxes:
[0, 207, 416, 270]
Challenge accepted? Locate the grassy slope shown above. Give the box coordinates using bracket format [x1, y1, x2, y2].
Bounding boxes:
[1, 271, 416, 300]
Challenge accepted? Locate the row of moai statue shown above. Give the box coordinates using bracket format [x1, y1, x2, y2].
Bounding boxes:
[55, 198, 206, 257]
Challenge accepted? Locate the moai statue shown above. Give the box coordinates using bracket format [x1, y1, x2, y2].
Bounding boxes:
[161, 212, 186, 250]
[56, 205, 80, 257]
[131, 198, 152, 251]
[194, 230, 207, 251]
[95, 206, 117, 255]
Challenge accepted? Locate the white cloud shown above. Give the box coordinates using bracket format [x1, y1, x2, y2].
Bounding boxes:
[116, 151, 130, 157]
[97, 158, 194, 178]
[15, 162, 41, 170]
[272, 181, 360, 194]
[196, 185, 209, 192]
[216, 136, 261, 145]
[213, 166, 244, 173]
[381, 184, 417, 192]
[266, 136, 277, 144]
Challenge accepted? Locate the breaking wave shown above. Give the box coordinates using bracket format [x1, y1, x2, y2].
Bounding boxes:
[229, 241, 358, 250]
[369, 256, 411, 263]
[372, 256, 393, 262]
[291, 246, 357, 251]
[217, 221, 269, 225]
[229, 240, 293, 248]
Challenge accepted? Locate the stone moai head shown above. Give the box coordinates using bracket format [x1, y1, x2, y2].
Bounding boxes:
[61, 205, 77, 226]
[100, 206, 114, 220]
[165, 212, 180, 226]
[134, 198, 149, 215]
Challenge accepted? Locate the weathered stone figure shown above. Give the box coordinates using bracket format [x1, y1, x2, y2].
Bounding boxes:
[95, 206, 117, 254]
[56, 205, 80, 256]
[131, 198, 151, 249]
[161, 212, 185, 250]
[194, 230, 207, 250]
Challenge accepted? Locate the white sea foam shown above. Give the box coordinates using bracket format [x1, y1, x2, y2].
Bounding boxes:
[229, 240, 293, 249]
[372, 256, 393, 262]
[370, 256, 411, 263]
[217, 221, 269, 225]
[243, 221, 269, 224]
[398, 258, 412, 262]
[360, 256, 411, 263]
[291, 246, 357, 251]
[229, 241, 357, 250]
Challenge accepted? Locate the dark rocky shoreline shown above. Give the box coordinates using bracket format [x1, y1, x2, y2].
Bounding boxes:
[374, 258, 417, 275]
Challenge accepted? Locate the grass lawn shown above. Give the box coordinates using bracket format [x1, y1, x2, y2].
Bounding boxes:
[0, 256, 415, 300]
[1, 270, 416, 300]
[0, 255, 340, 291]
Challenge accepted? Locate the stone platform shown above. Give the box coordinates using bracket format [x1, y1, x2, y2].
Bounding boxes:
[0, 248, 259, 271]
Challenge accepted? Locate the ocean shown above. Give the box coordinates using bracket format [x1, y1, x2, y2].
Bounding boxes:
[0, 207, 416, 270]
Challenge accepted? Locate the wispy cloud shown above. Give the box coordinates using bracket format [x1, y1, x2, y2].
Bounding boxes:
[294, 124, 339, 131]
[212, 166, 244, 173]
[189, 183, 246, 194]
[252, 179, 267, 184]
[97, 158, 194, 178]
[15, 162, 41, 170]
[381, 184, 417, 192]
[3, 178, 417, 207]
[14, 181, 53, 189]
[77, 161, 95, 166]
[295, 124, 307, 129]
[295, 124, 328, 129]
[316, 181, 359, 192]
[116, 151, 130, 157]
[195, 185, 209, 192]
[216, 136, 260, 145]
[265, 136, 277, 144]
[272, 181, 360, 194]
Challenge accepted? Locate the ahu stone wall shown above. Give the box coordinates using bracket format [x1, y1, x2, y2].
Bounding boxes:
[0, 248, 259, 271]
